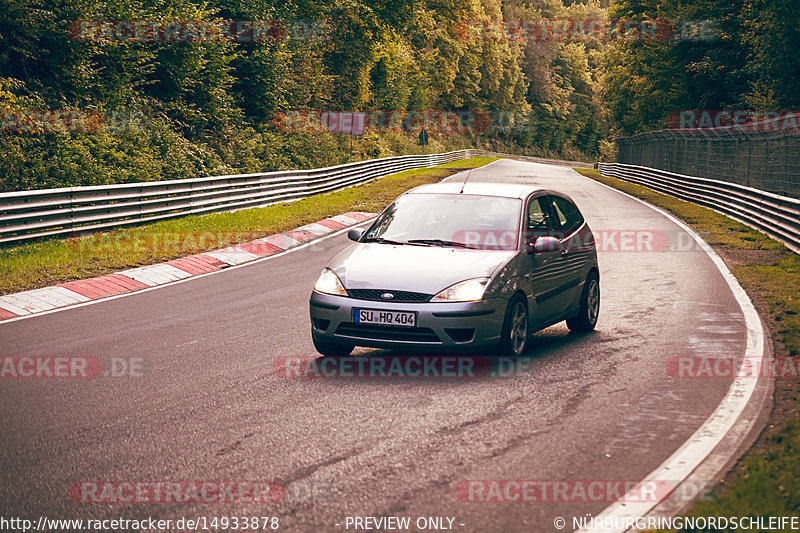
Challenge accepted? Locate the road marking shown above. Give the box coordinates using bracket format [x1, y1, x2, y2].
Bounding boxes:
[331, 214, 359, 225]
[260, 233, 303, 250]
[120, 264, 195, 286]
[299, 222, 334, 236]
[204, 248, 261, 266]
[0, 295, 39, 315]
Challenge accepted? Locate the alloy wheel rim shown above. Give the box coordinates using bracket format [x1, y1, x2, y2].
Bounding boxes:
[510, 302, 528, 355]
[587, 280, 599, 322]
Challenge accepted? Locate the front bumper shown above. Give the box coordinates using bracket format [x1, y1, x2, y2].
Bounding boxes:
[309, 291, 507, 351]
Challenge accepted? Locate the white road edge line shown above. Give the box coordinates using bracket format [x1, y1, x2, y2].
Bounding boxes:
[576, 174, 767, 533]
[0, 220, 374, 326]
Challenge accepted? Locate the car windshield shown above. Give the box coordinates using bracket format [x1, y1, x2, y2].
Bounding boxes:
[362, 193, 522, 250]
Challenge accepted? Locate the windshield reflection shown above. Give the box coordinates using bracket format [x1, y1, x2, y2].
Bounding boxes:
[361, 193, 522, 250]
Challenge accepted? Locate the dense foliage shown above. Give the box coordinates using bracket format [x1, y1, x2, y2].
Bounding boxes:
[0, 0, 794, 190]
[602, 0, 800, 135]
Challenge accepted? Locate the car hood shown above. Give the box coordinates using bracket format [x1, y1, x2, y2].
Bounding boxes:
[328, 243, 516, 295]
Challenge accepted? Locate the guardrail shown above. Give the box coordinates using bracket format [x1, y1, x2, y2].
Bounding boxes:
[0, 150, 474, 245]
[598, 162, 800, 253]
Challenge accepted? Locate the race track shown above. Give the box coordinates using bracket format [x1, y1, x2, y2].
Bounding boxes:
[0, 160, 761, 532]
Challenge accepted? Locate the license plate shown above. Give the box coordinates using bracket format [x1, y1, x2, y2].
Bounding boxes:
[353, 308, 417, 327]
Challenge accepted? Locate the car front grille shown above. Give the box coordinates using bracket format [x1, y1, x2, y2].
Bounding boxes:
[347, 289, 432, 303]
[336, 323, 441, 343]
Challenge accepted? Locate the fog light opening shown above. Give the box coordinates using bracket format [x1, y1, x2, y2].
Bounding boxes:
[445, 328, 476, 343]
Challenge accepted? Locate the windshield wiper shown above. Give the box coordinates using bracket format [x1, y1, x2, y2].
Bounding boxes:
[406, 238, 475, 248]
[360, 237, 409, 246]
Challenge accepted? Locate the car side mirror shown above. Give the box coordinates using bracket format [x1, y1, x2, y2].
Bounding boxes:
[348, 228, 366, 242]
[531, 236, 563, 254]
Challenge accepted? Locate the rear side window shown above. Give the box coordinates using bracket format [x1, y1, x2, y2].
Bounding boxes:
[550, 196, 584, 235]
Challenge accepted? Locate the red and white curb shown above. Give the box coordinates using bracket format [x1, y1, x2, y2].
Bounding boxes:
[0, 212, 373, 321]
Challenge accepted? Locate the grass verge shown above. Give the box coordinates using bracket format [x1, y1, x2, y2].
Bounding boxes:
[0, 157, 497, 295]
[574, 168, 800, 526]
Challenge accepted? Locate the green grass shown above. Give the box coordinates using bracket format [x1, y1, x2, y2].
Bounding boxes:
[575, 168, 800, 528]
[688, 418, 800, 517]
[0, 157, 497, 294]
[733, 256, 800, 357]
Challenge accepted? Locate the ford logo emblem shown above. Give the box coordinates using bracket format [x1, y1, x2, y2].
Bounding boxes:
[381, 292, 394, 300]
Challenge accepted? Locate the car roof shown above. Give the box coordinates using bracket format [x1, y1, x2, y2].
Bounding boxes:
[406, 180, 567, 201]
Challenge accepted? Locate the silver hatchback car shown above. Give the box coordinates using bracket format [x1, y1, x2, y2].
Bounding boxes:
[309, 181, 599, 356]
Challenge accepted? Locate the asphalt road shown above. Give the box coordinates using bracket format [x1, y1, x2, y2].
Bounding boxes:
[0, 160, 747, 532]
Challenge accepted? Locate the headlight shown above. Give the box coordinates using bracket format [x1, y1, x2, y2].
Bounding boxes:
[314, 268, 347, 296]
[431, 278, 490, 302]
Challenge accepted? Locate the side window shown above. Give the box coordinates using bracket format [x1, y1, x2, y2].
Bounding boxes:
[527, 196, 556, 237]
[550, 196, 584, 235]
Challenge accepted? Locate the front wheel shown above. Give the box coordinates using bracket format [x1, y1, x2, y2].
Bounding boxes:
[312, 336, 354, 357]
[566, 272, 600, 332]
[497, 295, 529, 356]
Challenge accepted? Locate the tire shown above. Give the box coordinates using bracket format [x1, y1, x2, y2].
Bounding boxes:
[312, 336, 354, 357]
[566, 272, 600, 333]
[497, 295, 529, 356]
